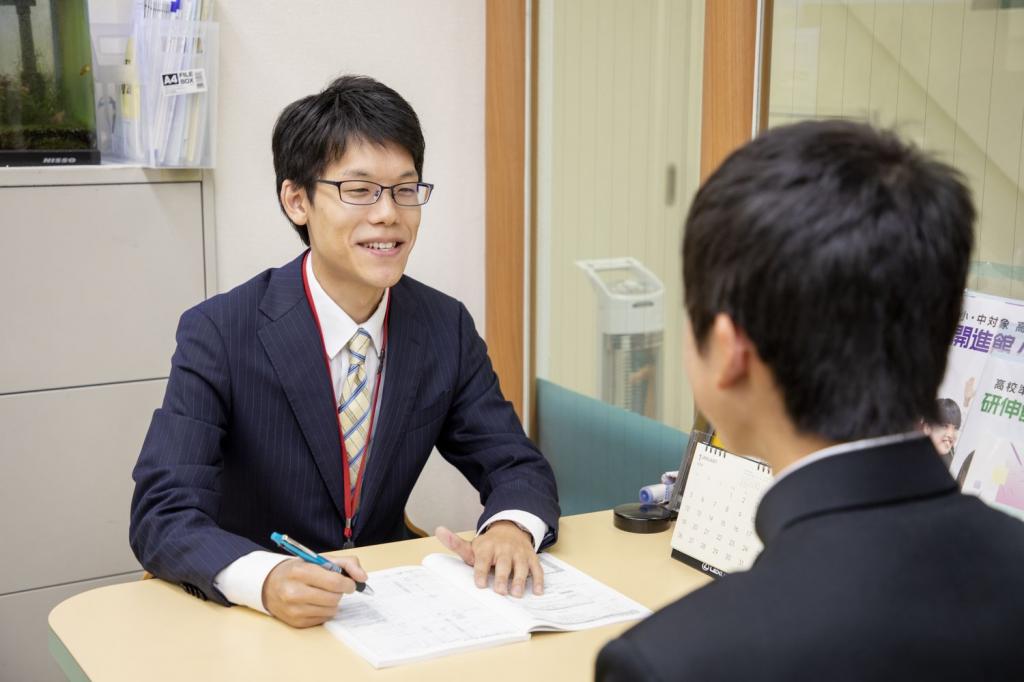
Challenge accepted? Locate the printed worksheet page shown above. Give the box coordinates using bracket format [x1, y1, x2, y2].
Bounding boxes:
[324, 565, 530, 669]
[422, 553, 651, 631]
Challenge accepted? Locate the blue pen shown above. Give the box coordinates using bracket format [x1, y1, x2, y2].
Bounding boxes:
[271, 532, 374, 595]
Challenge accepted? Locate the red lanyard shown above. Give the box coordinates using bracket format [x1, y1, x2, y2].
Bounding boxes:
[301, 252, 390, 547]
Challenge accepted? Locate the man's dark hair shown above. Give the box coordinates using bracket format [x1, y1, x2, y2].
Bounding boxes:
[933, 398, 962, 430]
[271, 75, 425, 245]
[683, 120, 975, 441]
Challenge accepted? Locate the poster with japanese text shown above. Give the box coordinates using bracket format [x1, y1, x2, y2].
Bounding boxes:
[951, 351, 1024, 522]
[937, 291, 1024, 520]
[937, 291, 1024, 423]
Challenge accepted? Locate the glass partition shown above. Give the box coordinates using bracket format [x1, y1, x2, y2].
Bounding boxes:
[535, 0, 705, 430]
[533, 0, 706, 513]
[768, 0, 1024, 297]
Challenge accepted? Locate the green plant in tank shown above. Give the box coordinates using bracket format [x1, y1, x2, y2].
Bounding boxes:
[0, 66, 94, 150]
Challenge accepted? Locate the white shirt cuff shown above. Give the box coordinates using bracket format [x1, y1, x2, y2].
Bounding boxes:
[478, 510, 548, 552]
[212, 550, 289, 614]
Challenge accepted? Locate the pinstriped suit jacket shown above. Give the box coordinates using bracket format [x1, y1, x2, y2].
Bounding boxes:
[129, 253, 560, 605]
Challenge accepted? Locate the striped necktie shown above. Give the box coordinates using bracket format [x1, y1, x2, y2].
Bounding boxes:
[339, 328, 373, 493]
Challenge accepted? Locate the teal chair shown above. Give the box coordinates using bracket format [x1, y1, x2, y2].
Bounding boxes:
[536, 379, 689, 516]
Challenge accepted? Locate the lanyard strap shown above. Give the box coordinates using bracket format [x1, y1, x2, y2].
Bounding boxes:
[301, 252, 390, 543]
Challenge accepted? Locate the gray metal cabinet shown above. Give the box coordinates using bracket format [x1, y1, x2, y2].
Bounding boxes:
[0, 165, 214, 682]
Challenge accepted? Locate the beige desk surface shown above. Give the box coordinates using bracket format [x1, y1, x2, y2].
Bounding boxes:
[49, 511, 709, 681]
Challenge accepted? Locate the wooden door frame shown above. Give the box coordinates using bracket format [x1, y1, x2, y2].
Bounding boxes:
[485, 0, 529, 421]
[485, 0, 769, 431]
[700, 0, 768, 181]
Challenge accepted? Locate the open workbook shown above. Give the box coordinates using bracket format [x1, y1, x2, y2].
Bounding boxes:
[324, 553, 650, 668]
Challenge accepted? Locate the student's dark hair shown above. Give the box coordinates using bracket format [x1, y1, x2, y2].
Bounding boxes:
[271, 75, 425, 245]
[933, 398, 962, 430]
[683, 120, 975, 441]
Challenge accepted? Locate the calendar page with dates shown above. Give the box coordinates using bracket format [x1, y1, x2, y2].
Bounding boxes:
[670, 442, 773, 578]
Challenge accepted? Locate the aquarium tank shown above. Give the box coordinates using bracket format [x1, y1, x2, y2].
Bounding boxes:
[1, 0, 99, 165]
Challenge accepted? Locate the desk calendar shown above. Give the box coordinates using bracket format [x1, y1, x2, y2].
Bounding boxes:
[670, 442, 773, 577]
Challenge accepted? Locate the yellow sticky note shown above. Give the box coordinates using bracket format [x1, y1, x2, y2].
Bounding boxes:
[992, 465, 1009, 486]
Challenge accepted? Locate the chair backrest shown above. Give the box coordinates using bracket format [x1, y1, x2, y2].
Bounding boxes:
[404, 512, 428, 538]
[536, 379, 689, 516]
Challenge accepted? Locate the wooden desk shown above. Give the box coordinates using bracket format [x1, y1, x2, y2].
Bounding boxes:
[49, 511, 709, 681]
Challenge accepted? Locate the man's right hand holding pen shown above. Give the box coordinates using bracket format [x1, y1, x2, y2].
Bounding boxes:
[262, 550, 368, 628]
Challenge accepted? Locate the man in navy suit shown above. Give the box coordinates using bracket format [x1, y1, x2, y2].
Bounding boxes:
[596, 121, 1024, 680]
[130, 75, 559, 628]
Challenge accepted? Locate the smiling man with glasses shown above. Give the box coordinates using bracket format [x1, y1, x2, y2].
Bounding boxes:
[129, 75, 560, 628]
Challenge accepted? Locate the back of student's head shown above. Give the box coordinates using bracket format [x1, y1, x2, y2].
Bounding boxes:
[272, 74, 426, 245]
[683, 120, 975, 441]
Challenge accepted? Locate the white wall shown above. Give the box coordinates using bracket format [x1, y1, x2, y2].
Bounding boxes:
[211, 0, 488, 314]
[88, 0, 488, 534]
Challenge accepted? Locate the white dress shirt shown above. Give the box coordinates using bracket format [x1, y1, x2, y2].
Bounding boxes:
[214, 256, 547, 613]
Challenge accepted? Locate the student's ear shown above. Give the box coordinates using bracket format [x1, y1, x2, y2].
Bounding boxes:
[280, 180, 310, 226]
[709, 313, 752, 389]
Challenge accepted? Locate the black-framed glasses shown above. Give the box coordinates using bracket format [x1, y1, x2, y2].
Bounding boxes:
[315, 179, 434, 207]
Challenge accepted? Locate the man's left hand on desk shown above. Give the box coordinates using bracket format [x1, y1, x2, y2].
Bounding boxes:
[435, 522, 544, 598]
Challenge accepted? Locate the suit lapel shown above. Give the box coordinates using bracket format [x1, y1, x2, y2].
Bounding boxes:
[356, 278, 424, 533]
[257, 253, 347, 522]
